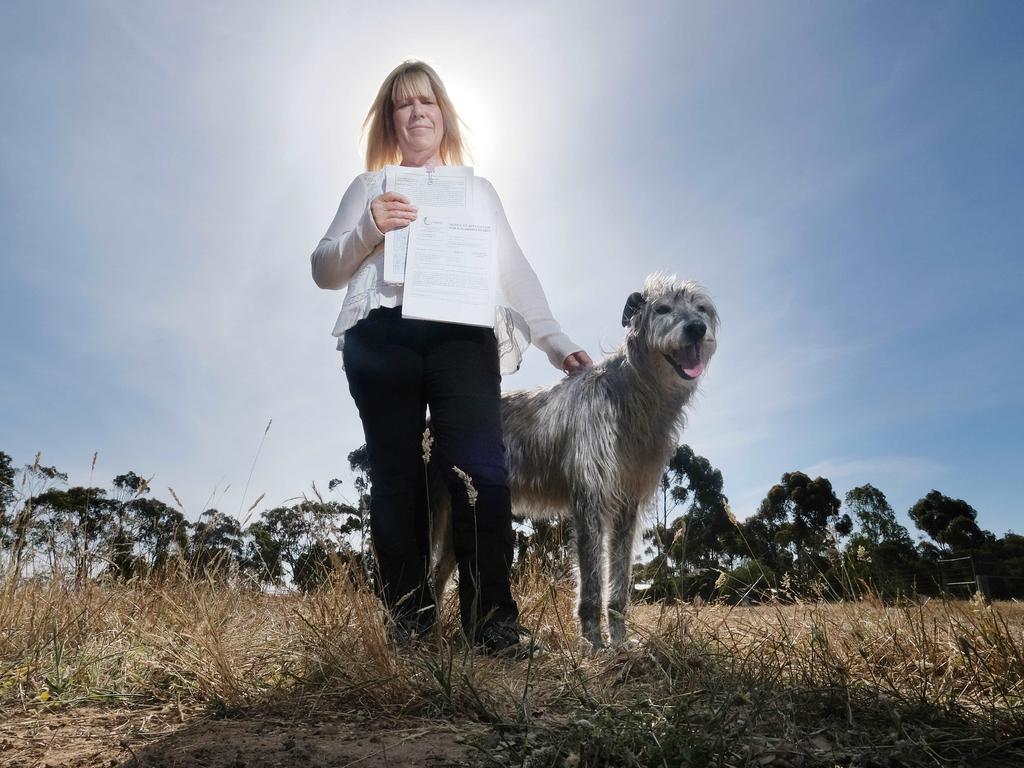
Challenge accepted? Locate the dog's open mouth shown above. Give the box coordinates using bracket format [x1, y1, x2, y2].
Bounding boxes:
[664, 345, 705, 380]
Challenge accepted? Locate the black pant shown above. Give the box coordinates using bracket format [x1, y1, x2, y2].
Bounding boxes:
[343, 306, 518, 633]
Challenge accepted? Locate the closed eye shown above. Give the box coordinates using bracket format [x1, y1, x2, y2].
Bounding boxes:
[655, 305, 671, 315]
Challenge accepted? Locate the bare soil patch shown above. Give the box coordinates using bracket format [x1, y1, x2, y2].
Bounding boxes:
[0, 704, 481, 767]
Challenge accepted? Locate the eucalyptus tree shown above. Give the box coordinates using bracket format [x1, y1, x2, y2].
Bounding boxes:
[126, 497, 188, 574]
[845, 484, 913, 549]
[2, 458, 67, 576]
[843, 484, 920, 595]
[642, 445, 731, 567]
[751, 472, 851, 578]
[345, 445, 373, 555]
[0, 452, 18, 562]
[909, 490, 988, 552]
[0, 451, 15, 525]
[189, 509, 243, 579]
[30, 486, 115, 582]
[667, 445, 733, 569]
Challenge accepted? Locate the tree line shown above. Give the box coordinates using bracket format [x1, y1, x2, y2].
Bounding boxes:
[633, 446, 1024, 601]
[0, 449, 374, 592]
[2, 447, 1022, 599]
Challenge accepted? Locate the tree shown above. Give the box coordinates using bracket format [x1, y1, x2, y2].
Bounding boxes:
[0, 452, 18, 556]
[642, 445, 732, 568]
[909, 490, 986, 551]
[646, 454, 690, 560]
[0, 451, 15, 520]
[944, 514, 990, 551]
[752, 472, 850, 578]
[844, 485, 913, 548]
[2, 458, 68, 576]
[516, 516, 575, 575]
[292, 540, 360, 593]
[739, 493, 792, 574]
[244, 495, 365, 585]
[666, 445, 733, 568]
[189, 509, 243, 578]
[31, 486, 116, 582]
[111, 471, 149, 497]
[126, 497, 188, 573]
[842, 485, 921, 596]
[104, 471, 155, 580]
[346, 445, 375, 577]
[244, 520, 285, 584]
[633, 445, 734, 600]
[108, 472, 187, 575]
[973, 533, 1024, 599]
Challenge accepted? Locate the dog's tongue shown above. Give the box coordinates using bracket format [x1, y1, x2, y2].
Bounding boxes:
[672, 346, 705, 378]
[683, 360, 705, 378]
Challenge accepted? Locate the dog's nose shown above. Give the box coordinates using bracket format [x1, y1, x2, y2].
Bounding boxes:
[684, 319, 707, 341]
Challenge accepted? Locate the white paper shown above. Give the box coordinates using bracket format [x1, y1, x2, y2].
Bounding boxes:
[382, 165, 474, 284]
[400, 207, 497, 327]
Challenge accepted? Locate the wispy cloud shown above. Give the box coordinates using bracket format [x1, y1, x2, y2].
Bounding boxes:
[803, 455, 946, 485]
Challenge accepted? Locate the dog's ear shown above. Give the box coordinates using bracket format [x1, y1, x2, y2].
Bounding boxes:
[621, 291, 645, 327]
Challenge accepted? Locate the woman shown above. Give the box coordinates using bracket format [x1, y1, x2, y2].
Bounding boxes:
[311, 60, 592, 656]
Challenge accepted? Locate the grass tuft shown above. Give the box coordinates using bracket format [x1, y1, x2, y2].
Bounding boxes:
[1, 556, 1022, 766]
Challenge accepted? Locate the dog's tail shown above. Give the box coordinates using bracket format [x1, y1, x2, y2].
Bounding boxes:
[426, 456, 457, 605]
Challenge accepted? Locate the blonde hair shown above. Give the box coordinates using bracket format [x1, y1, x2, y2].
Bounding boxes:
[362, 60, 468, 171]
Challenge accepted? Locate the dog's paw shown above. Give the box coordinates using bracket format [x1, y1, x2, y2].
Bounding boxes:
[611, 637, 641, 653]
[608, 611, 630, 644]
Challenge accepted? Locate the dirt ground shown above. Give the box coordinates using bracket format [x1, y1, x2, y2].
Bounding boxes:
[0, 705, 484, 768]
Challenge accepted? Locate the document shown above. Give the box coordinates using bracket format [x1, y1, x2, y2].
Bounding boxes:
[400, 207, 497, 327]
[382, 165, 474, 284]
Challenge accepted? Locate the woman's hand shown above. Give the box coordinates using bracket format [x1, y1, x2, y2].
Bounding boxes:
[371, 192, 418, 234]
[562, 350, 594, 376]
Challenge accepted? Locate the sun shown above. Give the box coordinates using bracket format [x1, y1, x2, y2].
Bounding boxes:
[437, 70, 499, 173]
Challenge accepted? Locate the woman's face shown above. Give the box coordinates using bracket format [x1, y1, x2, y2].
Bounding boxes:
[392, 84, 444, 162]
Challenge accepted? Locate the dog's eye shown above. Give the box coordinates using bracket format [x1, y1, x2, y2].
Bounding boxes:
[654, 305, 671, 315]
[696, 305, 708, 314]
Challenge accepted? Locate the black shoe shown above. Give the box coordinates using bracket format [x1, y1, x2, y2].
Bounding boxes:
[474, 621, 543, 659]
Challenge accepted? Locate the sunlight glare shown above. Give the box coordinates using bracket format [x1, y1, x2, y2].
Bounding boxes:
[442, 70, 500, 173]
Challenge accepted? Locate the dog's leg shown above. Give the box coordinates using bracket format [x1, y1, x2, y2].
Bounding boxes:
[606, 503, 641, 646]
[572, 491, 606, 652]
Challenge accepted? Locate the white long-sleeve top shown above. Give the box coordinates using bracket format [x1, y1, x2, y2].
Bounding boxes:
[311, 170, 582, 374]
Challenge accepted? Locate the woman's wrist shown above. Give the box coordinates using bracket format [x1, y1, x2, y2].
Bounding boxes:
[537, 331, 584, 370]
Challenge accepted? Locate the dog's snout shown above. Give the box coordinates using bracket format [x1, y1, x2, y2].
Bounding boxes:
[684, 318, 707, 341]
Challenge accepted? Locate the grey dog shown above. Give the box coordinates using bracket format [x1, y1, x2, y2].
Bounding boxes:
[430, 273, 719, 651]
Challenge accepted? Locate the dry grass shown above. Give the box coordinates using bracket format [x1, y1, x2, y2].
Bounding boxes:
[1, 559, 1023, 767]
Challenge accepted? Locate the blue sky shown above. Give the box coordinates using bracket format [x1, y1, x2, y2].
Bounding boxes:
[2, 1, 1021, 539]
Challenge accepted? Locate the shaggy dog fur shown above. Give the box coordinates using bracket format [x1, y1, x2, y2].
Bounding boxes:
[431, 273, 719, 650]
